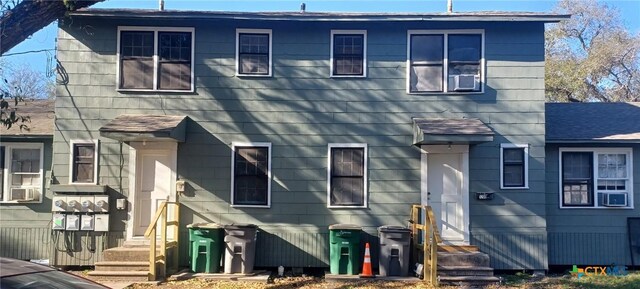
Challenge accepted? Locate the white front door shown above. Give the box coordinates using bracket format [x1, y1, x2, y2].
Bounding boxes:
[422, 145, 469, 244]
[128, 142, 177, 239]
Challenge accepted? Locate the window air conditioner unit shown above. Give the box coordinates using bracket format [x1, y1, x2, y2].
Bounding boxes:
[453, 74, 480, 91]
[10, 188, 36, 202]
[602, 192, 627, 207]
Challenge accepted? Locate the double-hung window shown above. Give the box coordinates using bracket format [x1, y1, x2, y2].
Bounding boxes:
[231, 143, 271, 207]
[0, 143, 44, 203]
[331, 30, 367, 77]
[69, 140, 99, 185]
[408, 30, 483, 93]
[560, 148, 633, 208]
[236, 29, 272, 76]
[328, 144, 368, 208]
[118, 27, 194, 91]
[500, 144, 529, 189]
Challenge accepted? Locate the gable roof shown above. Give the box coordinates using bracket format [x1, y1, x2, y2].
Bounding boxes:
[71, 9, 570, 22]
[0, 99, 55, 138]
[546, 102, 640, 143]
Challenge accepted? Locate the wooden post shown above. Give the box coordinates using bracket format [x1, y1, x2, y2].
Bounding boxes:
[149, 227, 156, 281]
[160, 207, 167, 278]
[172, 202, 180, 272]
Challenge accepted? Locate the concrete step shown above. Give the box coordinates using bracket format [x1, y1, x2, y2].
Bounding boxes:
[94, 261, 149, 272]
[87, 270, 150, 282]
[437, 265, 494, 277]
[438, 275, 500, 287]
[102, 247, 158, 262]
[437, 251, 490, 267]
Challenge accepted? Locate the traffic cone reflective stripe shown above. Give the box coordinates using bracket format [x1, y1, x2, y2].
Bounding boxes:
[360, 242, 374, 278]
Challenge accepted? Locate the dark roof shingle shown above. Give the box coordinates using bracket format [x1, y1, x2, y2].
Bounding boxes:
[546, 102, 640, 142]
[0, 99, 54, 137]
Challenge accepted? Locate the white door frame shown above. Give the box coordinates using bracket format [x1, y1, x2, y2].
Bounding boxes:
[126, 141, 178, 241]
[420, 144, 470, 244]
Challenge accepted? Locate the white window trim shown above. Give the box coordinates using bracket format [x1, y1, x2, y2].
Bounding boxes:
[116, 26, 195, 93]
[230, 142, 272, 208]
[69, 139, 99, 185]
[327, 143, 368, 209]
[500, 143, 529, 190]
[330, 30, 367, 78]
[558, 147, 634, 209]
[0, 143, 44, 204]
[406, 29, 485, 94]
[235, 29, 273, 77]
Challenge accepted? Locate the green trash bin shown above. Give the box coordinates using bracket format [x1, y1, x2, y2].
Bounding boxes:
[187, 223, 224, 273]
[329, 224, 362, 275]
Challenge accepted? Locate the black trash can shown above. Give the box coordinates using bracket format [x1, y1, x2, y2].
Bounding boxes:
[223, 224, 258, 274]
[378, 225, 411, 276]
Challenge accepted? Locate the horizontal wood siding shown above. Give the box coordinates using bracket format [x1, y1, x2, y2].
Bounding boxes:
[472, 232, 548, 270]
[548, 232, 630, 265]
[54, 17, 547, 269]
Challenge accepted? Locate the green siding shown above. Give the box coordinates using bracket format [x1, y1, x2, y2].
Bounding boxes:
[50, 17, 549, 268]
[546, 144, 640, 266]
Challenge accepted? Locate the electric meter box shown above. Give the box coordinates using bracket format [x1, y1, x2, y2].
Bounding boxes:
[94, 196, 109, 213]
[80, 196, 94, 213]
[94, 214, 109, 232]
[66, 197, 81, 213]
[52, 214, 65, 230]
[52, 196, 67, 212]
[81, 215, 94, 231]
[66, 215, 80, 231]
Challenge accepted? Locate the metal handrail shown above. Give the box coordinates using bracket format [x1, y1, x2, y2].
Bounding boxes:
[144, 196, 180, 281]
[411, 204, 440, 286]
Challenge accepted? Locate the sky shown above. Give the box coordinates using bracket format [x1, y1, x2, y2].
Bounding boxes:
[2, 0, 640, 76]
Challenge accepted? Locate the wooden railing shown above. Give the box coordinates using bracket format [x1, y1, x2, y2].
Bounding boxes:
[144, 196, 181, 281]
[411, 204, 442, 286]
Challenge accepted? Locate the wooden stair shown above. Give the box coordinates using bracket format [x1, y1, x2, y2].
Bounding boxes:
[88, 244, 154, 282]
[436, 245, 500, 287]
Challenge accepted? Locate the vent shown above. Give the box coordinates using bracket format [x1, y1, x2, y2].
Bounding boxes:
[603, 192, 627, 207]
[453, 74, 479, 91]
[10, 188, 36, 201]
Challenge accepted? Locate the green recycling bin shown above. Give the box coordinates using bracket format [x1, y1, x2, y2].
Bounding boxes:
[187, 223, 224, 273]
[329, 224, 362, 275]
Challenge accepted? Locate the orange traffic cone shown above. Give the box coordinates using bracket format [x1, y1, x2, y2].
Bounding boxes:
[360, 242, 375, 278]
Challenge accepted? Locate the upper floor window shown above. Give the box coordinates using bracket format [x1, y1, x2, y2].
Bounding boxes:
[408, 30, 484, 93]
[327, 144, 368, 208]
[117, 27, 194, 92]
[0, 143, 44, 203]
[236, 29, 272, 76]
[560, 148, 633, 209]
[500, 144, 529, 189]
[231, 142, 271, 207]
[331, 30, 367, 77]
[70, 140, 99, 185]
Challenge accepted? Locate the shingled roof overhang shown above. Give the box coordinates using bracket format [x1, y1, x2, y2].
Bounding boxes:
[413, 118, 494, 146]
[99, 114, 187, 142]
[71, 9, 570, 23]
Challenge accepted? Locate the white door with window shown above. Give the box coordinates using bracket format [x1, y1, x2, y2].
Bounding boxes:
[422, 145, 469, 244]
[129, 142, 177, 239]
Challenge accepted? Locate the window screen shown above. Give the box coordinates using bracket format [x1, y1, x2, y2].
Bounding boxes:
[333, 34, 364, 76]
[72, 143, 95, 183]
[234, 147, 269, 206]
[330, 148, 365, 206]
[410, 35, 444, 92]
[238, 33, 270, 75]
[447, 34, 481, 91]
[158, 32, 192, 90]
[562, 152, 593, 206]
[120, 31, 154, 89]
[503, 148, 525, 187]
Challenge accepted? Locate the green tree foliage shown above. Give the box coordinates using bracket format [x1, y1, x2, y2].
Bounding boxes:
[546, 0, 640, 102]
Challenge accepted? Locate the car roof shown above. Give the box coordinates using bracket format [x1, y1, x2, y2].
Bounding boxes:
[0, 257, 56, 278]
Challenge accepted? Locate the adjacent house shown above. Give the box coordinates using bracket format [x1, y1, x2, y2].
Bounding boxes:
[2, 7, 637, 276]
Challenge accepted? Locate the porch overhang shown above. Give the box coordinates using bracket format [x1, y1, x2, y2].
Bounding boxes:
[412, 118, 494, 146]
[99, 114, 187, 142]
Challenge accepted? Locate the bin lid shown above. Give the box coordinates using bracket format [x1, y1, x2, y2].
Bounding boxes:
[378, 225, 411, 233]
[187, 222, 223, 229]
[329, 224, 362, 230]
[224, 223, 258, 229]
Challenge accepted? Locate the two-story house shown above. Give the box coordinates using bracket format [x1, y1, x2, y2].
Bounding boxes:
[3, 8, 636, 279]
